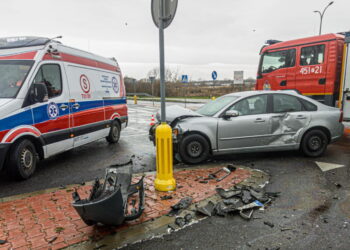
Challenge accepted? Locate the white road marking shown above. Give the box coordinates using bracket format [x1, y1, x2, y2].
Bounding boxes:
[121, 133, 148, 137]
[315, 161, 346, 172]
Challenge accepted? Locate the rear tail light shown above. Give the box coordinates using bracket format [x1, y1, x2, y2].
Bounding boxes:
[339, 110, 343, 123]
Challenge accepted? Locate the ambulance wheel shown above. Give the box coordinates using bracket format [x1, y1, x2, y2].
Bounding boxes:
[7, 139, 37, 180]
[106, 121, 121, 143]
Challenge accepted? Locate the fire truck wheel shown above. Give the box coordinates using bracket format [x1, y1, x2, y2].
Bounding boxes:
[301, 129, 328, 157]
[179, 134, 210, 164]
[106, 120, 121, 143]
[7, 139, 37, 180]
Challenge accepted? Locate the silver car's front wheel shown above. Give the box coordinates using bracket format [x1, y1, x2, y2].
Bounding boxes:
[179, 134, 210, 164]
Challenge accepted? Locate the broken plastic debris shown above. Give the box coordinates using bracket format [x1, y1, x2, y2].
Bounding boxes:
[223, 197, 241, 206]
[175, 217, 186, 227]
[0, 240, 7, 245]
[237, 200, 264, 211]
[196, 201, 216, 216]
[71, 159, 145, 226]
[239, 209, 254, 220]
[168, 197, 193, 216]
[161, 195, 173, 200]
[184, 213, 193, 223]
[204, 165, 236, 182]
[216, 188, 241, 199]
[241, 190, 253, 204]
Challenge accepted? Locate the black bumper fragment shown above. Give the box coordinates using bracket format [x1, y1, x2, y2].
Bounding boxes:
[72, 160, 145, 226]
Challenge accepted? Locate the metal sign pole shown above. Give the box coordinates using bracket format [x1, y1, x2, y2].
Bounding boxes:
[153, 0, 176, 192]
[159, 0, 166, 123]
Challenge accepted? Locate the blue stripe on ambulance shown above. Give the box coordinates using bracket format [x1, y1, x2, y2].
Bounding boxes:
[0, 98, 127, 133]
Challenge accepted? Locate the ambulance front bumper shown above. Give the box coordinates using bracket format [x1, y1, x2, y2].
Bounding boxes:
[0, 143, 10, 171]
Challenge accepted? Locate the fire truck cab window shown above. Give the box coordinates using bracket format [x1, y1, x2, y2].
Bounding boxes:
[261, 49, 296, 74]
[300, 44, 325, 66]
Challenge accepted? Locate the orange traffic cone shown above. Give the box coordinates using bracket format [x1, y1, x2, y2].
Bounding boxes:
[150, 115, 156, 126]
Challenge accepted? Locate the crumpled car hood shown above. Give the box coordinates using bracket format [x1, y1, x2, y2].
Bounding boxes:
[156, 105, 202, 123]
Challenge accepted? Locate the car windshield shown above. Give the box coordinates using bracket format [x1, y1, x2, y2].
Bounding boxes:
[0, 60, 34, 98]
[196, 96, 239, 116]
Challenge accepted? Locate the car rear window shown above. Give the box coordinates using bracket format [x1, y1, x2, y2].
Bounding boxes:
[299, 98, 318, 111]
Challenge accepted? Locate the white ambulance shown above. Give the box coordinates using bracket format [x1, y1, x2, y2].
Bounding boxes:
[0, 37, 128, 180]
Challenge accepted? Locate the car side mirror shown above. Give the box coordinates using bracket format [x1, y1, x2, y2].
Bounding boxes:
[223, 110, 239, 119]
[32, 82, 48, 103]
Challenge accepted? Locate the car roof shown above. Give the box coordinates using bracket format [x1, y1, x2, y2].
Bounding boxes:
[224, 90, 301, 98]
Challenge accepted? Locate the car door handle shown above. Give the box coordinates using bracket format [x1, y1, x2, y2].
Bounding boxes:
[72, 103, 80, 109]
[254, 118, 265, 123]
[296, 115, 306, 120]
[276, 75, 286, 78]
[272, 114, 284, 118]
[60, 104, 69, 111]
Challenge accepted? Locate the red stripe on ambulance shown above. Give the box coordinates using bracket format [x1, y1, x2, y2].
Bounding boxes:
[43, 53, 120, 72]
[0, 51, 37, 60]
[4, 127, 41, 143]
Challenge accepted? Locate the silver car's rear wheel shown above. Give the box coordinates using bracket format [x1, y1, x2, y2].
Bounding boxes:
[301, 129, 328, 157]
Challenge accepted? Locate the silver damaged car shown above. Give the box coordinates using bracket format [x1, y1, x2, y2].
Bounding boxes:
[149, 91, 344, 164]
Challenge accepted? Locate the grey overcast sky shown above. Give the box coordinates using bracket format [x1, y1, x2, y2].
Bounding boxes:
[0, 0, 349, 80]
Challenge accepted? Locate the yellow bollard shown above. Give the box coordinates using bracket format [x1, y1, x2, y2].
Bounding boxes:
[154, 123, 176, 191]
[211, 96, 216, 101]
[134, 95, 137, 104]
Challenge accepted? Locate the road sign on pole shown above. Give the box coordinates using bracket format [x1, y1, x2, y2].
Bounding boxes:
[151, 0, 177, 192]
[181, 75, 188, 83]
[212, 71, 217, 80]
[151, 0, 178, 29]
[234, 71, 244, 84]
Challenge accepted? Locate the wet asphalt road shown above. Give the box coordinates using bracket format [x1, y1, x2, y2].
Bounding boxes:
[1, 100, 350, 249]
[124, 128, 350, 249]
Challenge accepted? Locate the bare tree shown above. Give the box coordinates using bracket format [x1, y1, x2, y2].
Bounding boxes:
[147, 67, 180, 82]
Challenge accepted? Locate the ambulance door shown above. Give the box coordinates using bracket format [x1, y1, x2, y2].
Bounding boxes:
[295, 43, 327, 100]
[65, 65, 108, 148]
[29, 62, 73, 157]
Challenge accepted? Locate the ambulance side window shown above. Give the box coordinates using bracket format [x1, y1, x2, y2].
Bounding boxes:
[33, 64, 62, 98]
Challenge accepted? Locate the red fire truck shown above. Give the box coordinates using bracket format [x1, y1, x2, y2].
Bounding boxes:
[256, 33, 350, 122]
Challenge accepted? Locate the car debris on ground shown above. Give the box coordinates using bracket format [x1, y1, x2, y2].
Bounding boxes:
[195, 184, 279, 220]
[168, 197, 193, 216]
[197, 164, 237, 182]
[71, 159, 145, 227]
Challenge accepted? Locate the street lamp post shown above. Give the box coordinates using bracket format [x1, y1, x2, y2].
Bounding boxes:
[314, 1, 334, 35]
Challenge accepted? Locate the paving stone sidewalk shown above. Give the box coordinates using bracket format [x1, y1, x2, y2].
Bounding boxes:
[0, 167, 251, 250]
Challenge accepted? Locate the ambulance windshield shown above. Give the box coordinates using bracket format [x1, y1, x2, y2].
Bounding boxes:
[0, 60, 34, 98]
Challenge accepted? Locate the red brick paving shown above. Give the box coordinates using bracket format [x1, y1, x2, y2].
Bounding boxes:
[0, 167, 251, 249]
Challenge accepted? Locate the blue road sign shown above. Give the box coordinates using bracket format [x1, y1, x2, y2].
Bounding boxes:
[182, 75, 188, 83]
[212, 71, 217, 80]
